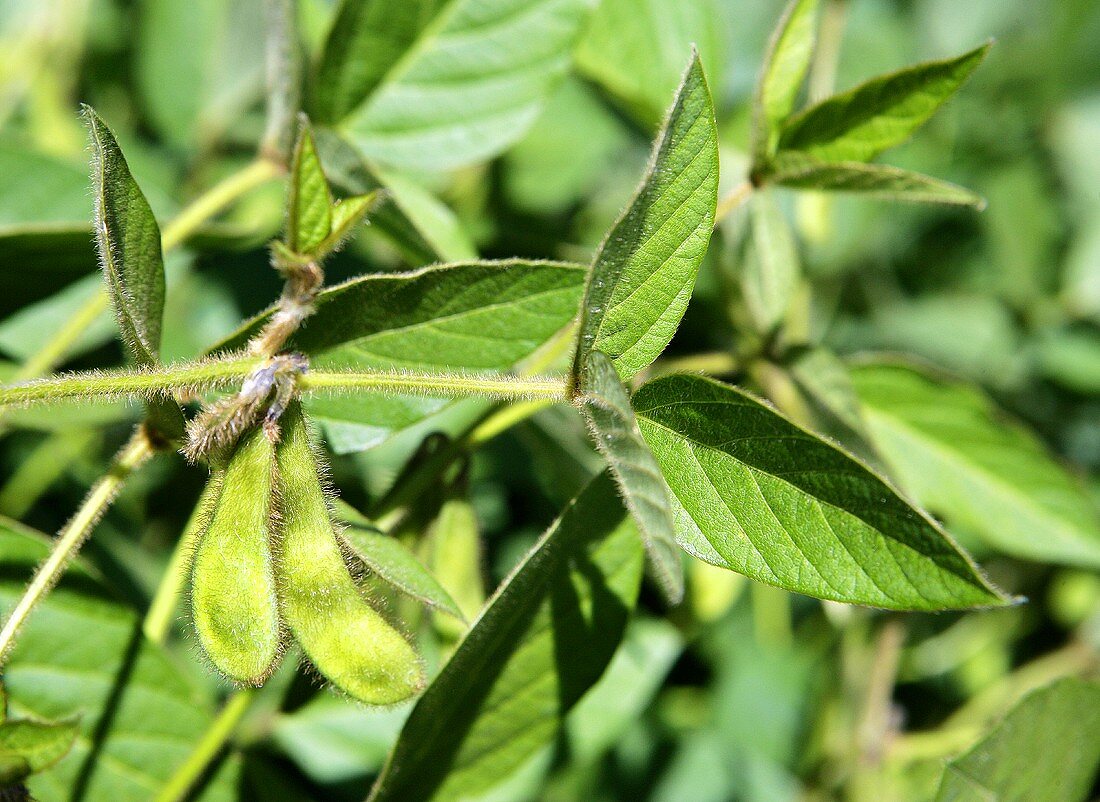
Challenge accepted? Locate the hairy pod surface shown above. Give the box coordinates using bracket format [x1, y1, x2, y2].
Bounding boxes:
[191, 428, 282, 684]
[274, 402, 424, 705]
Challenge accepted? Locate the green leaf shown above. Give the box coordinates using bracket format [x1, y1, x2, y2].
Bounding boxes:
[426, 492, 486, 636]
[0, 719, 79, 784]
[775, 42, 990, 164]
[373, 167, 478, 262]
[339, 0, 592, 171]
[0, 522, 240, 800]
[741, 190, 801, 334]
[850, 360, 1100, 568]
[770, 155, 986, 208]
[275, 403, 424, 704]
[935, 679, 1100, 802]
[218, 260, 584, 452]
[286, 122, 333, 255]
[191, 429, 282, 684]
[320, 191, 383, 255]
[84, 107, 166, 366]
[633, 374, 1011, 610]
[313, 0, 444, 124]
[575, 0, 721, 127]
[343, 524, 466, 621]
[573, 52, 719, 385]
[368, 471, 645, 802]
[750, 0, 819, 164]
[580, 351, 683, 603]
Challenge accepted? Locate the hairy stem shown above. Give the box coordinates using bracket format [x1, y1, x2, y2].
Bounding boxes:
[153, 690, 255, 802]
[0, 357, 264, 408]
[0, 427, 155, 664]
[300, 371, 568, 402]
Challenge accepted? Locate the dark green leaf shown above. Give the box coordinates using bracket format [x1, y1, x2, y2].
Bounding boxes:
[343, 525, 465, 621]
[368, 472, 645, 802]
[935, 679, 1100, 802]
[770, 155, 986, 208]
[340, 0, 592, 171]
[0, 719, 79, 784]
[0, 522, 239, 800]
[573, 52, 719, 385]
[633, 374, 1011, 610]
[775, 43, 990, 163]
[580, 351, 683, 603]
[850, 360, 1100, 567]
[751, 0, 819, 164]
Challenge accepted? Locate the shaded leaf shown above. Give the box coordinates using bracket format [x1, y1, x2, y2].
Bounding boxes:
[0, 719, 79, 784]
[771, 155, 986, 208]
[580, 351, 683, 603]
[368, 471, 645, 802]
[936, 679, 1100, 802]
[741, 190, 800, 334]
[343, 524, 465, 621]
[751, 0, 819, 163]
[850, 360, 1100, 567]
[776, 43, 990, 163]
[573, 52, 719, 385]
[341, 0, 592, 171]
[426, 492, 486, 637]
[633, 374, 1010, 610]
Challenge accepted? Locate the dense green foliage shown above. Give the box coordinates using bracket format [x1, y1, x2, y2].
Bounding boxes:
[0, 0, 1097, 800]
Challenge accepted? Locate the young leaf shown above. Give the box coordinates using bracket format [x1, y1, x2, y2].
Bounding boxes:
[286, 122, 333, 255]
[191, 429, 282, 684]
[368, 472, 645, 801]
[775, 43, 990, 164]
[573, 52, 719, 386]
[633, 374, 1011, 610]
[342, 524, 465, 621]
[0, 522, 240, 799]
[427, 492, 485, 636]
[274, 403, 423, 704]
[935, 679, 1100, 802]
[741, 190, 801, 334]
[320, 191, 382, 255]
[770, 155, 986, 208]
[0, 719, 79, 784]
[338, 0, 592, 171]
[850, 360, 1100, 567]
[84, 106, 166, 367]
[580, 351, 683, 604]
[750, 0, 819, 164]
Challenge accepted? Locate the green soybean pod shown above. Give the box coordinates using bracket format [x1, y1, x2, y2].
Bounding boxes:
[191, 427, 282, 684]
[274, 402, 424, 704]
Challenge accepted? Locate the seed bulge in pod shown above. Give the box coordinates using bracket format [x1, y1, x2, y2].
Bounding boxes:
[191, 427, 281, 684]
[274, 402, 424, 704]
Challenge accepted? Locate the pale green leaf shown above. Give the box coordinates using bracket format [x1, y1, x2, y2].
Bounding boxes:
[573, 52, 719, 384]
[633, 374, 1010, 610]
[84, 106, 166, 366]
[575, 0, 721, 127]
[770, 155, 986, 208]
[313, 0, 444, 124]
[286, 122, 333, 254]
[741, 190, 800, 334]
[580, 351, 683, 603]
[751, 0, 819, 163]
[850, 360, 1100, 568]
[0, 522, 239, 800]
[320, 191, 383, 256]
[368, 472, 645, 802]
[0, 719, 78, 784]
[373, 168, 478, 261]
[343, 524, 466, 621]
[426, 492, 486, 636]
[341, 0, 592, 171]
[936, 679, 1100, 802]
[776, 42, 990, 163]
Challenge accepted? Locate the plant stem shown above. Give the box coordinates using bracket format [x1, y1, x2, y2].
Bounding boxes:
[300, 371, 568, 402]
[0, 427, 155, 664]
[0, 357, 263, 408]
[9, 158, 281, 385]
[154, 690, 254, 802]
[714, 181, 754, 225]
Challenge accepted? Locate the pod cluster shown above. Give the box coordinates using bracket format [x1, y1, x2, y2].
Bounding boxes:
[190, 401, 424, 704]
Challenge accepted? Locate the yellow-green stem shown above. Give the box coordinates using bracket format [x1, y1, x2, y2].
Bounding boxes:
[300, 371, 567, 402]
[0, 427, 154, 664]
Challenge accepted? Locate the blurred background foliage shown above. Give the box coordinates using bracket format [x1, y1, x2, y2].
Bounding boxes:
[0, 0, 1098, 799]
